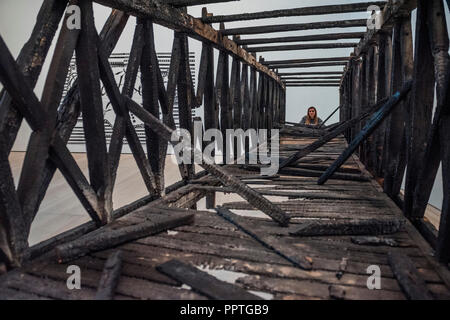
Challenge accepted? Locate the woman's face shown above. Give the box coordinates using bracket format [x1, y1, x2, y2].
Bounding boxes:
[308, 108, 316, 118]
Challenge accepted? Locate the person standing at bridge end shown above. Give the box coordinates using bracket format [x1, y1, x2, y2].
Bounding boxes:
[300, 106, 323, 127]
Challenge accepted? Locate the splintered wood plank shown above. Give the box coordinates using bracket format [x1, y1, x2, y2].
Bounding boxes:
[22, 259, 202, 300]
[236, 275, 405, 300]
[388, 252, 433, 300]
[157, 259, 261, 300]
[95, 250, 123, 300]
[54, 210, 195, 263]
[289, 218, 405, 237]
[215, 207, 312, 270]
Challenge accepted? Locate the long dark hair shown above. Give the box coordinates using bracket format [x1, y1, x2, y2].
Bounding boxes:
[306, 106, 319, 125]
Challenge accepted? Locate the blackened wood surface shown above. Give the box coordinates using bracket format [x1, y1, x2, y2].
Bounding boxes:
[95, 250, 123, 300]
[290, 218, 405, 237]
[157, 259, 261, 300]
[2, 133, 450, 300]
[404, 3, 435, 218]
[202, 2, 386, 23]
[388, 252, 433, 300]
[75, 1, 112, 225]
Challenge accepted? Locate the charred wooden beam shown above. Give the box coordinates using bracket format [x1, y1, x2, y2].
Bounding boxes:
[272, 62, 347, 69]
[33, 10, 129, 221]
[404, 1, 435, 218]
[265, 57, 350, 66]
[49, 137, 104, 226]
[168, 0, 239, 7]
[0, 26, 109, 228]
[75, 0, 112, 225]
[383, 17, 412, 198]
[247, 43, 358, 53]
[354, 0, 416, 57]
[279, 72, 342, 76]
[351, 236, 399, 247]
[141, 19, 165, 193]
[125, 97, 290, 227]
[109, 23, 139, 186]
[221, 19, 367, 36]
[23, 172, 206, 262]
[318, 105, 342, 128]
[237, 33, 364, 46]
[177, 28, 196, 179]
[282, 77, 342, 81]
[241, 63, 251, 130]
[201, 2, 386, 23]
[284, 81, 341, 85]
[95, 250, 123, 300]
[96, 26, 159, 197]
[216, 207, 312, 270]
[318, 81, 412, 185]
[372, 31, 392, 178]
[0, 0, 68, 153]
[93, 0, 283, 87]
[157, 259, 261, 300]
[388, 252, 433, 300]
[54, 211, 195, 263]
[0, 135, 27, 267]
[290, 218, 405, 237]
[286, 84, 340, 87]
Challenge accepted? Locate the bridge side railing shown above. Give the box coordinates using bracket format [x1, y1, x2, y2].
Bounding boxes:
[339, 0, 450, 263]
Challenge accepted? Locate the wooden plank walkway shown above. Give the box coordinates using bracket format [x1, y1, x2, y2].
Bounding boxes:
[1, 134, 449, 300]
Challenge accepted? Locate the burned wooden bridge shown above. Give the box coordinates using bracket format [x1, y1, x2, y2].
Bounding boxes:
[0, 0, 449, 300]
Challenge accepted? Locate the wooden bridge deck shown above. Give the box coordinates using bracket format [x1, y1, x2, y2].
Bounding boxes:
[1, 134, 449, 300]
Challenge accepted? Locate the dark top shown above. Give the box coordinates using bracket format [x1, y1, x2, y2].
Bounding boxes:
[300, 116, 323, 126]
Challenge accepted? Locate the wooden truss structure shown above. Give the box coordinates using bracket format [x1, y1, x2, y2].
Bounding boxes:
[0, 0, 449, 278]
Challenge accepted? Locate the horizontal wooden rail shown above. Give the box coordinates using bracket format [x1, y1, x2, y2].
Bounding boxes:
[236, 32, 365, 46]
[263, 57, 350, 65]
[221, 19, 368, 36]
[201, 2, 386, 23]
[247, 43, 358, 52]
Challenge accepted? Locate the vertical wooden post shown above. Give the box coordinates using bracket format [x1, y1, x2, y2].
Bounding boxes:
[280, 86, 286, 125]
[267, 78, 274, 131]
[76, 0, 112, 225]
[257, 64, 265, 130]
[374, 31, 392, 178]
[350, 57, 362, 141]
[217, 23, 230, 164]
[365, 41, 378, 173]
[358, 52, 368, 162]
[383, 15, 413, 198]
[241, 62, 250, 130]
[404, 2, 435, 218]
[176, 13, 195, 179]
[141, 19, 164, 194]
[410, 0, 450, 262]
[249, 55, 258, 129]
